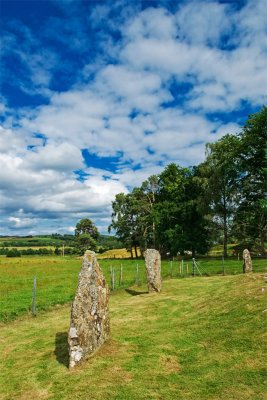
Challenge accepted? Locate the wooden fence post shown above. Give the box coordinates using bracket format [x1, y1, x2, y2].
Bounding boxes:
[32, 276, 37, 316]
[120, 263, 123, 285]
[170, 260, 173, 277]
[136, 263, 139, 286]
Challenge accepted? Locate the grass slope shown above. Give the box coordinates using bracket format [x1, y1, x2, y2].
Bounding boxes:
[0, 274, 266, 400]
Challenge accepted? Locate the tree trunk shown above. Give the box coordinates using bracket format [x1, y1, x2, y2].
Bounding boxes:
[223, 187, 228, 258]
[130, 248, 133, 259]
[152, 221, 156, 249]
[134, 245, 138, 259]
[223, 208, 228, 258]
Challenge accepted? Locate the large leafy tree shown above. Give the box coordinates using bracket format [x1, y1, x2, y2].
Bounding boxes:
[199, 134, 240, 257]
[75, 218, 99, 254]
[156, 164, 210, 257]
[233, 106, 267, 253]
[109, 176, 160, 256]
[109, 192, 139, 257]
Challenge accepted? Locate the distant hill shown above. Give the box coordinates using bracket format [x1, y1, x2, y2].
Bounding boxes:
[0, 233, 123, 250]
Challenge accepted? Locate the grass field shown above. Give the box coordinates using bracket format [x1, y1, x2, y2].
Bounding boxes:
[1, 255, 267, 322]
[0, 273, 266, 400]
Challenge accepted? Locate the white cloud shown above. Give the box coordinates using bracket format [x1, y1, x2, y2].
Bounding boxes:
[1, 0, 266, 234]
[26, 142, 84, 172]
[176, 1, 230, 46]
[8, 216, 37, 229]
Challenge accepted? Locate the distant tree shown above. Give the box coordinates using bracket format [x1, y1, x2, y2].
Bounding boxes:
[75, 218, 99, 254]
[54, 246, 61, 256]
[6, 248, 21, 257]
[109, 193, 139, 257]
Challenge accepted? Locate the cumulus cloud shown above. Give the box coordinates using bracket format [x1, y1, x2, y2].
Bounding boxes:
[1, 0, 266, 234]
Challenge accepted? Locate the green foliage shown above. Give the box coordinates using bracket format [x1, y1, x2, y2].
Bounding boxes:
[75, 218, 99, 254]
[232, 106, 267, 253]
[156, 164, 210, 256]
[199, 134, 240, 256]
[6, 248, 21, 257]
[110, 164, 210, 256]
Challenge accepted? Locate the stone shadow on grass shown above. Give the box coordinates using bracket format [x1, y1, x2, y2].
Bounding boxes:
[125, 288, 148, 296]
[55, 332, 69, 368]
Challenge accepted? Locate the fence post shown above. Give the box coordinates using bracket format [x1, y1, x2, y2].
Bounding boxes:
[110, 266, 113, 289]
[186, 263, 189, 274]
[120, 263, 123, 285]
[181, 258, 184, 275]
[222, 256, 225, 275]
[112, 267, 115, 290]
[32, 276, 37, 316]
[170, 260, 173, 277]
[136, 263, 139, 286]
[192, 258, 195, 277]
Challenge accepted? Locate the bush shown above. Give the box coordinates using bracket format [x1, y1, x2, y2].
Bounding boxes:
[6, 248, 21, 257]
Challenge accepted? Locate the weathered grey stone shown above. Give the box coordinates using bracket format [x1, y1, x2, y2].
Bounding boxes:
[243, 249, 252, 273]
[144, 249, 162, 292]
[68, 250, 110, 368]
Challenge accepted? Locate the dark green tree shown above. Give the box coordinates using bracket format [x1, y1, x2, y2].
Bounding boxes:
[233, 106, 267, 253]
[156, 164, 210, 257]
[109, 192, 140, 257]
[75, 218, 99, 254]
[199, 134, 240, 257]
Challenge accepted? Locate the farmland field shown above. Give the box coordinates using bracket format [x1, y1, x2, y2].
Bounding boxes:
[0, 255, 266, 322]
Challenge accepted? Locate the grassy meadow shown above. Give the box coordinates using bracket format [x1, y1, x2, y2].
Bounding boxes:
[0, 273, 266, 400]
[1, 255, 267, 322]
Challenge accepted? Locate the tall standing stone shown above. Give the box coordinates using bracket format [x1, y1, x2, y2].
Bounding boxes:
[68, 251, 110, 368]
[144, 249, 162, 292]
[243, 249, 253, 273]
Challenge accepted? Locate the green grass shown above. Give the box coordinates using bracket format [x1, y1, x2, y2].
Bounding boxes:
[1, 255, 267, 322]
[0, 274, 266, 400]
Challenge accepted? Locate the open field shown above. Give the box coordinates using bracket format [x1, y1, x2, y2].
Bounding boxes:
[1, 255, 267, 322]
[0, 273, 266, 400]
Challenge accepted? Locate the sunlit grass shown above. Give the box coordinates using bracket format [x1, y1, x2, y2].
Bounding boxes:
[0, 255, 266, 322]
[0, 274, 266, 399]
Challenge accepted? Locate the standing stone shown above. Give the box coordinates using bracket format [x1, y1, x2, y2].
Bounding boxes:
[144, 249, 162, 292]
[243, 249, 253, 273]
[68, 250, 110, 368]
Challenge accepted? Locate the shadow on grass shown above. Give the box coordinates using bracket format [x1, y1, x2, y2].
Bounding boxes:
[55, 332, 69, 368]
[125, 288, 148, 296]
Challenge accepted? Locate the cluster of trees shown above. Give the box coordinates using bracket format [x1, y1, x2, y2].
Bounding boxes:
[1, 247, 77, 257]
[109, 107, 267, 257]
[1, 224, 124, 257]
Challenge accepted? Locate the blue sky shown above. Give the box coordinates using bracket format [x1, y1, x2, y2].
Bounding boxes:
[0, 0, 266, 235]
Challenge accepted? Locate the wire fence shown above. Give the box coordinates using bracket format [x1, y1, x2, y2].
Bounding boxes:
[1, 257, 266, 323]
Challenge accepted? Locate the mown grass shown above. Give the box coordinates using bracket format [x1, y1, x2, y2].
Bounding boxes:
[0, 273, 266, 400]
[1, 255, 266, 322]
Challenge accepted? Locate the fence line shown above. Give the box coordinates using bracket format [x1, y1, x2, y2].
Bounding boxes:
[1, 258, 266, 322]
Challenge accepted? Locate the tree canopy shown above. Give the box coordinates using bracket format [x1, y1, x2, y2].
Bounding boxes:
[75, 218, 99, 254]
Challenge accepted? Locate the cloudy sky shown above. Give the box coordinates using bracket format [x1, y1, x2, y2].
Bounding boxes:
[0, 0, 266, 236]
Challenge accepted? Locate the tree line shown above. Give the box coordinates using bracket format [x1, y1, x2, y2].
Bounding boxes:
[109, 107, 267, 257]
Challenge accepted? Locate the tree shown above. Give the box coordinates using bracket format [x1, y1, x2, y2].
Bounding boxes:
[233, 107, 267, 253]
[109, 192, 140, 257]
[6, 248, 21, 257]
[156, 164, 210, 257]
[199, 134, 240, 257]
[75, 218, 99, 254]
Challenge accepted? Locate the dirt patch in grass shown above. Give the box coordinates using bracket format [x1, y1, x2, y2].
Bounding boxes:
[160, 355, 182, 374]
